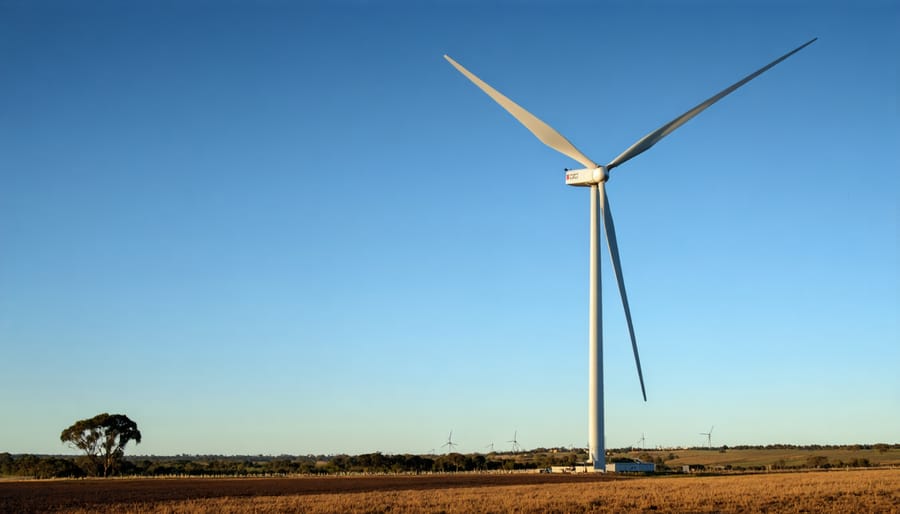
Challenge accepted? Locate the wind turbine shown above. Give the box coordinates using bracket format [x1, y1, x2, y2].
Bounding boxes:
[634, 433, 646, 451]
[442, 431, 458, 454]
[508, 431, 522, 453]
[445, 38, 815, 471]
[700, 426, 714, 449]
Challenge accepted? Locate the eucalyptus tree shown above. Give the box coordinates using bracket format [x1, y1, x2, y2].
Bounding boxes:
[60, 413, 141, 477]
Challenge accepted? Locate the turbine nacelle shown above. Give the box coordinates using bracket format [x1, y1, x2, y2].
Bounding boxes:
[565, 166, 608, 187]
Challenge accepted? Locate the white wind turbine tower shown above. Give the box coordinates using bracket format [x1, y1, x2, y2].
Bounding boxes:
[445, 38, 816, 471]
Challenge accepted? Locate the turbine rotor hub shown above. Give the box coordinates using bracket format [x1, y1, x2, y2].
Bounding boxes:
[593, 166, 609, 183]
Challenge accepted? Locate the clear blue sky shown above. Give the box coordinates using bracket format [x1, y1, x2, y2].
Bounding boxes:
[1, 1, 897, 456]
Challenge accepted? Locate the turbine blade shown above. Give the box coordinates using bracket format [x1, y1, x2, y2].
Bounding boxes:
[606, 38, 817, 170]
[444, 55, 598, 169]
[600, 183, 647, 401]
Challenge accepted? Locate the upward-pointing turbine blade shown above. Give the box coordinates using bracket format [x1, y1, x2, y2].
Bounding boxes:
[600, 183, 647, 401]
[606, 37, 817, 171]
[444, 55, 598, 169]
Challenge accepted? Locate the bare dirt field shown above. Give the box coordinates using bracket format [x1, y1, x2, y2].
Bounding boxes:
[0, 473, 622, 512]
[1, 469, 897, 513]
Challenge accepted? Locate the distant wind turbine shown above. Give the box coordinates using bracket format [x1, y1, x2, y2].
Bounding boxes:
[634, 433, 646, 451]
[442, 431, 458, 454]
[508, 431, 522, 453]
[444, 38, 816, 471]
[700, 426, 715, 449]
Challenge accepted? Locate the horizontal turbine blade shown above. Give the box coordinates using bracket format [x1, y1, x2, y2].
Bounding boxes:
[600, 183, 647, 401]
[606, 37, 817, 170]
[444, 55, 598, 169]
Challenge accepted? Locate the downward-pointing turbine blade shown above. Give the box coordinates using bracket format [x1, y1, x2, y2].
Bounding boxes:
[600, 183, 647, 401]
[444, 55, 598, 169]
[606, 37, 817, 171]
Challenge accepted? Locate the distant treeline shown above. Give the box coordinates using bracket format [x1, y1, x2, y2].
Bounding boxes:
[669, 444, 897, 451]
[2, 443, 896, 479]
[0, 451, 579, 479]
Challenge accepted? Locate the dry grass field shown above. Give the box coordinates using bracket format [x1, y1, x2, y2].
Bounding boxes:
[2, 468, 896, 513]
[617, 447, 900, 469]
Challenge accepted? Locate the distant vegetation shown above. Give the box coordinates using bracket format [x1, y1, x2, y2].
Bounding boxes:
[0, 450, 576, 478]
[609, 443, 898, 472]
[1, 444, 898, 479]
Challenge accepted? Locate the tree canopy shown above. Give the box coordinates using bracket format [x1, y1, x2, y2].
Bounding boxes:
[60, 413, 141, 477]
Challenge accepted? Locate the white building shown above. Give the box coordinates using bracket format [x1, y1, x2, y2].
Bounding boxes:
[605, 461, 656, 473]
[549, 464, 596, 473]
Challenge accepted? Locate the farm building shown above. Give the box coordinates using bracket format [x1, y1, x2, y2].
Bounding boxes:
[549, 464, 596, 473]
[605, 460, 656, 473]
[548, 460, 656, 473]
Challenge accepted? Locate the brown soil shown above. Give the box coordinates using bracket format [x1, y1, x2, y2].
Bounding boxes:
[0, 473, 624, 513]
